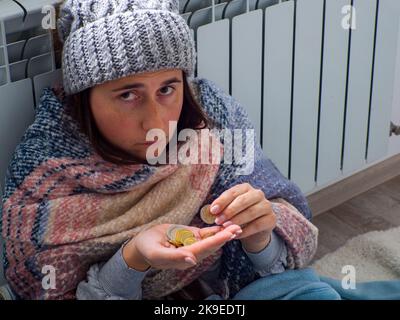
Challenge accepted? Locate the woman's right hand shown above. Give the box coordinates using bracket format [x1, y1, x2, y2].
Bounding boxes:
[122, 223, 242, 271]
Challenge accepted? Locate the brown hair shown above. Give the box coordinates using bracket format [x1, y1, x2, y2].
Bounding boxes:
[65, 72, 214, 165]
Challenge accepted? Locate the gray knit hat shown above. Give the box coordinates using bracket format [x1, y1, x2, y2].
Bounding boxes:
[57, 0, 196, 95]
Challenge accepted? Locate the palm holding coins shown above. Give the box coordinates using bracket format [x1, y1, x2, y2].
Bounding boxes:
[164, 203, 225, 249]
[124, 223, 242, 271]
[166, 222, 221, 248]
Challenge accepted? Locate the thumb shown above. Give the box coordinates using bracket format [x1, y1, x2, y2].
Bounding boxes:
[158, 245, 198, 264]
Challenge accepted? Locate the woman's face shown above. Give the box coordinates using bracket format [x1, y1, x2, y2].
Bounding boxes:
[90, 69, 184, 161]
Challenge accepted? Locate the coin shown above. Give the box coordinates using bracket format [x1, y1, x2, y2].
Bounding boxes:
[168, 239, 182, 247]
[166, 224, 185, 240]
[175, 229, 195, 243]
[166, 225, 198, 247]
[200, 204, 215, 224]
[183, 237, 197, 246]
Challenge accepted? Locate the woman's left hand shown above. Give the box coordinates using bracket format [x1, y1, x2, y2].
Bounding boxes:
[209, 183, 277, 253]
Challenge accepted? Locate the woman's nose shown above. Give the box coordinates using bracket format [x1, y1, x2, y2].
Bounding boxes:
[141, 103, 165, 132]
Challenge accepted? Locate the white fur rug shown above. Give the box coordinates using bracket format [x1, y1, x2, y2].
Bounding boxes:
[312, 226, 400, 281]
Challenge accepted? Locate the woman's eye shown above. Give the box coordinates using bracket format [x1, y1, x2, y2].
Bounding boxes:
[119, 86, 174, 102]
[120, 92, 137, 101]
[159, 86, 175, 96]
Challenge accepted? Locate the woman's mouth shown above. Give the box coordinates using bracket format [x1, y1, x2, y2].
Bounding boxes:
[138, 141, 156, 146]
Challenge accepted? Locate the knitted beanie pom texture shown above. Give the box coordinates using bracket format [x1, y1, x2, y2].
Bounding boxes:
[57, 0, 196, 95]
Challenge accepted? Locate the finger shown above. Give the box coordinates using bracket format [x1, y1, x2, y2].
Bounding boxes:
[222, 221, 234, 228]
[184, 225, 220, 235]
[225, 201, 270, 227]
[173, 258, 198, 270]
[156, 243, 197, 263]
[236, 214, 275, 239]
[198, 226, 223, 239]
[158, 256, 198, 270]
[222, 222, 244, 238]
[181, 225, 241, 258]
[209, 183, 252, 215]
[175, 226, 222, 241]
[180, 224, 242, 257]
[215, 190, 265, 225]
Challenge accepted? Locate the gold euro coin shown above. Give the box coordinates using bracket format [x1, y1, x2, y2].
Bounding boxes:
[166, 224, 185, 241]
[166, 225, 197, 247]
[180, 230, 195, 242]
[200, 204, 215, 224]
[183, 237, 197, 246]
[168, 239, 182, 247]
[175, 229, 195, 243]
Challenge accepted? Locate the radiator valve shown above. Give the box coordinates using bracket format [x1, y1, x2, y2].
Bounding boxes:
[390, 122, 400, 136]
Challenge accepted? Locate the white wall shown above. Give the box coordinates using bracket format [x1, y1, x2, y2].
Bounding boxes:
[389, 7, 400, 156]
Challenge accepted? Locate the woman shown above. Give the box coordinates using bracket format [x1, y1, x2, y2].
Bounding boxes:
[0, 0, 340, 300]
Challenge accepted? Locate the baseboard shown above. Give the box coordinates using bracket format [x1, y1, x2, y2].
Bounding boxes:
[306, 153, 400, 216]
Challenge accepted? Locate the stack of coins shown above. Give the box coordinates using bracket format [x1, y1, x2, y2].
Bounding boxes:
[200, 204, 215, 224]
[167, 225, 198, 247]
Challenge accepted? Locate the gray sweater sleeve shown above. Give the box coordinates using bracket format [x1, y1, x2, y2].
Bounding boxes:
[242, 231, 288, 277]
[201, 231, 288, 287]
[76, 245, 150, 300]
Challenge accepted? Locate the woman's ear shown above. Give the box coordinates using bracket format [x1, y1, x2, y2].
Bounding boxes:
[51, 85, 66, 101]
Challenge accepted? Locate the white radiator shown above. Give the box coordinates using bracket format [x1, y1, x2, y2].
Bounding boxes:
[1, 0, 399, 196]
[194, 0, 400, 194]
